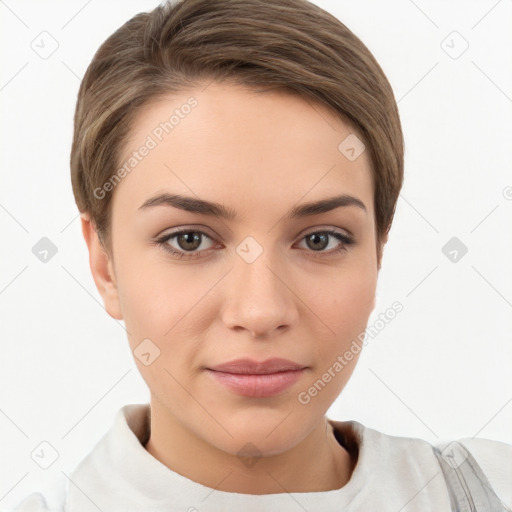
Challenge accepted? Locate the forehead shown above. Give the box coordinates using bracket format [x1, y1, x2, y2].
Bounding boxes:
[112, 82, 374, 222]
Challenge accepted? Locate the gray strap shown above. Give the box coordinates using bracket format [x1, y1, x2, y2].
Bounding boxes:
[432, 441, 511, 511]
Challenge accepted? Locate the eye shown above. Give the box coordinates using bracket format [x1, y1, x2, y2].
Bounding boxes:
[153, 228, 354, 260]
[154, 229, 217, 260]
[296, 229, 354, 256]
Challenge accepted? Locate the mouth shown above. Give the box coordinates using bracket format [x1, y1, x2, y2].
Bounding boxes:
[205, 358, 308, 398]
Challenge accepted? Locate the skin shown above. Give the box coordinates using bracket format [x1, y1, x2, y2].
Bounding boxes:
[81, 81, 387, 494]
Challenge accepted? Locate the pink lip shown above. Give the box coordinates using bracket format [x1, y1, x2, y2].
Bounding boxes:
[206, 358, 307, 398]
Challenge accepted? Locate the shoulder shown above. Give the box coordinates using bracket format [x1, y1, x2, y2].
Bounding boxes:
[8, 477, 67, 512]
[439, 436, 512, 509]
[333, 420, 512, 509]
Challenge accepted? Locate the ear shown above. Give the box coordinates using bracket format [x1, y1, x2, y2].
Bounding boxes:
[80, 213, 123, 320]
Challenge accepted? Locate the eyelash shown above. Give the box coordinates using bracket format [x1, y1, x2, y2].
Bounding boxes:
[153, 228, 354, 260]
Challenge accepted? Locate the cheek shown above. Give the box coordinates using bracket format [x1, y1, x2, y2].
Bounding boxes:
[294, 268, 375, 409]
[334, 276, 375, 335]
[299, 261, 377, 344]
[116, 262, 212, 398]
[115, 252, 213, 349]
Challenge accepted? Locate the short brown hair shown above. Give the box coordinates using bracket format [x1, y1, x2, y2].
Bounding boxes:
[70, 0, 404, 265]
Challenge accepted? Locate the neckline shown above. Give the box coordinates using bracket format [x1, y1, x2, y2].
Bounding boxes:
[132, 403, 364, 495]
[330, 417, 361, 475]
[67, 404, 371, 512]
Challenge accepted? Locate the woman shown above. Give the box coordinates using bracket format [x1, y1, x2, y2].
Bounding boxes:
[14, 0, 511, 510]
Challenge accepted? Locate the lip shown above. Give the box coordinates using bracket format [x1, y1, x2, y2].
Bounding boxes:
[206, 358, 307, 398]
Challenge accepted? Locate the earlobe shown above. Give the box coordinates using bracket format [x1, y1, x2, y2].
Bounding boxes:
[80, 213, 123, 320]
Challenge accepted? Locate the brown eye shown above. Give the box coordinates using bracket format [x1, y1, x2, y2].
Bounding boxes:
[298, 230, 354, 255]
[155, 229, 216, 259]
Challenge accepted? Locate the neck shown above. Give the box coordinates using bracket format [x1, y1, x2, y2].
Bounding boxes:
[144, 400, 355, 494]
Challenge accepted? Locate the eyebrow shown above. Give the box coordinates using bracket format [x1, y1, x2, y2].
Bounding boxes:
[138, 193, 367, 220]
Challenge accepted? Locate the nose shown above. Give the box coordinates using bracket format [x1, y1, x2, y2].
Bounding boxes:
[221, 248, 299, 339]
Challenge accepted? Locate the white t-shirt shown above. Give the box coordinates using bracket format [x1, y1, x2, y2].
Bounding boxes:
[11, 403, 512, 511]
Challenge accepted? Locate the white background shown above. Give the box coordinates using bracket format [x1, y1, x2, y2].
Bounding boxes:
[1, 0, 511, 508]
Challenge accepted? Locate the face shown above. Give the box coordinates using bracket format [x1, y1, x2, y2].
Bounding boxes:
[85, 82, 382, 457]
